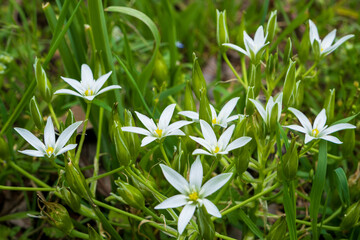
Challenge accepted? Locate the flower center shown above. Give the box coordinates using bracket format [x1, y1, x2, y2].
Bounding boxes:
[321, 47, 324, 52]
[46, 146, 54, 155]
[188, 191, 199, 201]
[85, 89, 93, 96]
[312, 128, 319, 137]
[214, 146, 220, 153]
[155, 128, 163, 137]
[212, 118, 217, 124]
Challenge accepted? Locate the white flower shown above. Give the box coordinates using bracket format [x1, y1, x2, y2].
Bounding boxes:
[250, 93, 283, 127]
[223, 26, 269, 63]
[54, 64, 121, 101]
[155, 157, 232, 235]
[285, 107, 356, 144]
[179, 97, 240, 128]
[121, 104, 192, 147]
[309, 19, 354, 57]
[190, 120, 251, 156]
[14, 117, 82, 158]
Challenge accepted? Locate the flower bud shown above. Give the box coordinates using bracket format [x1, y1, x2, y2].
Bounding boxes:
[112, 120, 131, 166]
[29, 96, 44, 130]
[235, 147, 250, 175]
[65, 160, 89, 198]
[39, 198, 74, 234]
[130, 171, 157, 198]
[284, 38, 292, 66]
[323, 89, 335, 124]
[245, 86, 255, 115]
[34, 57, 52, 103]
[283, 60, 296, 108]
[269, 102, 279, 132]
[0, 136, 9, 160]
[294, 80, 304, 109]
[58, 186, 81, 211]
[266, 10, 277, 42]
[299, 27, 310, 63]
[196, 205, 215, 240]
[88, 225, 104, 240]
[115, 180, 145, 209]
[340, 201, 360, 230]
[124, 109, 140, 159]
[267, 216, 287, 240]
[153, 52, 169, 87]
[249, 64, 261, 97]
[191, 53, 207, 100]
[216, 10, 229, 51]
[199, 89, 212, 125]
[184, 81, 196, 111]
[282, 137, 299, 180]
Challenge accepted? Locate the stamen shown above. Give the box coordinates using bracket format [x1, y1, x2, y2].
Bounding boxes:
[188, 191, 199, 201]
[321, 47, 324, 52]
[46, 146, 54, 155]
[212, 118, 217, 124]
[85, 89, 93, 96]
[312, 128, 319, 137]
[214, 146, 220, 153]
[155, 128, 163, 137]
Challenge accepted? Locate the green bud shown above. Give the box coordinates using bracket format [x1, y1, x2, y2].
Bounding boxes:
[196, 205, 215, 240]
[34, 57, 52, 103]
[216, 10, 229, 51]
[0, 136, 10, 160]
[249, 64, 261, 97]
[342, 128, 355, 156]
[284, 38, 292, 66]
[267, 216, 287, 240]
[266, 10, 277, 42]
[65, 161, 89, 198]
[199, 89, 212, 124]
[130, 171, 157, 198]
[115, 180, 145, 209]
[323, 89, 335, 123]
[191, 53, 207, 100]
[58, 186, 81, 211]
[340, 201, 360, 230]
[299, 26, 310, 63]
[283, 60, 296, 108]
[245, 86, 255, 115]
[282, 137, 299, 180]
[112, 120, 131, 166]
[29, 96, 44, 130]
[235, 147, 250, 174]
[153, 52, 169, 87]
[124, 109, 140, 158]
[184, 81, 197, 111]
[88, 225, 104, 240]
[39, 198, 74, 235]
[294, 80, 304, 109]
[269, 103, 279, 132]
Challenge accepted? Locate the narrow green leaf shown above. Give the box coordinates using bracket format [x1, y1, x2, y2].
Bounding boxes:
[334, 168, 350, 207]
[238, 209, 264, 239]
[332, 112, 359, 125]
[159, 83, 186, 101]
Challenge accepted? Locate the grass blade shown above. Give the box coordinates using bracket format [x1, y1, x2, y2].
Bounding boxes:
[334, 168, 350, 207]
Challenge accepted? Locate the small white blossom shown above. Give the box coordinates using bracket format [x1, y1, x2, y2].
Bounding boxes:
[309, 19, 354, 58]
[250, 93, 283, 127]
[14, 117, 82, 158]
[122, 104, 192, 147]
[285, 107, 356, 144]
[179, 97, 240, 128]
[190, 120, 251, 156]
[223, 26, 269, 63]
[155, 157, 232, 235]
[54, 64, 121, 101]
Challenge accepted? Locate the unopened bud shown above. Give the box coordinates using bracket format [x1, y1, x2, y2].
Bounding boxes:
[115, 180, 145, 209]
[58, 186, 81, 211]
[340, 201, 360, 230]
[282, 137, 299, 180]
[34, 57, 52, 103]
[184, 81, 196, 111]
[216, 10, 229, 51]
[65, 161, 89, 198]
[29, 96, 44, 130]
[153, 52, 168, 87]
[113, 121, 131, 166]
[266, 10, 277, 42]
[196, 205, 215, 240]
[323, 89, 335, 123]
[283, 60, 296, 108]
[191, 53, 207, 100]
[199, 89, 212, 124]
[124, 109, 140, 159]
[269, 103, 279, 132]
[267, 216, 287, 240]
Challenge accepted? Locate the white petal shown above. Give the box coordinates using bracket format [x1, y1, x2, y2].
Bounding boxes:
[209, 104, 217, 121]
[14, 128, 45, 152]
[321, 123, 356, 135]
[254, 26, 265, 48]
[189, 136, 212, 152]
[305, 134, 315, 144]
[192, 149, 213, 156]
[222, 43, 248, 56]
[96, 85, 121, 96]
[55, 121, 82, 152]
[218, 97, 239, 122]
[313, 109, 327, 130]
[18, 149, 45, 157]
[275, 93, 283, 121]
[323, 34, 354, 56]
[203, 199, 221, 218]
[54, 89, 83, 98]
[94, 71, 112, 93]
[178, 111, 199, 121]
[141, 136, 157, 147]
[201, 173, 232, 197]
[285, 125, 307, 134]
[319, 135, 342, 144]
[160, 164, 189, 194]
[55, 144, 77, 156]
[218, 125, 235, 149]
[121, 126, 150, 136]
[321, 29, 336, 50]
[309, 20, 320, 44]
[226, 115, 239, 123]
[225, 137, 252, 152]
[189, 157, 203, 190]
[166, 121, 192, 133]
[135, 111, 157, 132]
[243, 31, 256, 53]
[60, 77, 85, 93]
[199, 120, 217, 147]
[178, 204, 196, 235]
[158, 104, 176, 129]
[249, 99, 266, 122]
[288, 107, 312, 133]
[81, 64, 94, 85]
[84, 95, 96, 101]
[44, 117, 55, 147]
[154, 194, 188, 209]
[165, 129, 185, 137]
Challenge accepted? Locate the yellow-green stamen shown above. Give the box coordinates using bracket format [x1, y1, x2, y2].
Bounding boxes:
[188, 191, 199, 201]
[321, 47, 324, 52]
[155, 128, 163, 137]
[85, 89, 93, 96]
[312, 128, 319, 137]
[212, 118, 217, 124]
[46, 146, 54, 155]
[214, 146, 220, 153]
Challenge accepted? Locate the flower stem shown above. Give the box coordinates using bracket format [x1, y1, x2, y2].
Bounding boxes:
[222, 53, 247, 88]
[0, 185, 55, 191]
[90, 107, 103, 195]
[69, 229, 88, 239]
[75, 103, 92, 165]
[159, 143, 171, 166]
[48, 103, 60, 130]
[302, 62, 318, 78]
[86, 166, 125, 183]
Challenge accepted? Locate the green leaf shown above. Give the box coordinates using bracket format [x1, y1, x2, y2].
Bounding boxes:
[238, 209, 264, 239]
[334, 168, 350, 207]
[332, 112, 359, 125]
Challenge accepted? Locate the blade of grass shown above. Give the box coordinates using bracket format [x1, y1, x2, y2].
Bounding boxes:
[334, 168, 350, 207]
[238, 209, 264, 239]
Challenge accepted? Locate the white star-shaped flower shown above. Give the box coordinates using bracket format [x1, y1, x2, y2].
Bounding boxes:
[121, 104, 192, 147]
[285, 107, 356, 144]
[309, 19, 354, 58]
[223, 26, 269, 63]
[54, 64, 121, 101]
[14, 117, 82, 158]
[190, 120, 251, 156]
[179, 97, 240, 128]
[250, 93, 283, 127]
[155, 157, 232, 235]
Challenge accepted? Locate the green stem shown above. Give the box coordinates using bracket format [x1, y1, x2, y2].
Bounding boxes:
[86, 166, 125, 183]
[302, 62, 318, 78]
[204, 156, 220, 181]
[0, 185, 55, 191]
[90, 107, 103, 195]
[159, 143, 171, 166]
[69, 229, 89, 239]
[241, 56, 248, 86]
[295, 219, 341, 231]
[215, 232, 237, 240]
[222, 53, 247, 88]
[75, 103, 91, 165]
[48, 103, 60, 130]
